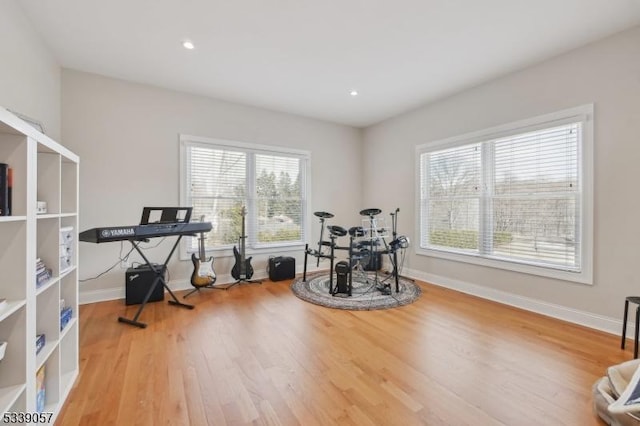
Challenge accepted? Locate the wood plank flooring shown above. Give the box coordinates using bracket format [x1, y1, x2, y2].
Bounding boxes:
[57, 279, 628, 425]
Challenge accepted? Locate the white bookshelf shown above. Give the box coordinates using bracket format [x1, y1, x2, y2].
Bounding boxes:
[0, 107, 78, 423]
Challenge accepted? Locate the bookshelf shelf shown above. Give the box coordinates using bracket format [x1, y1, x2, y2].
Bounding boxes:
[60, 317, 76, 340]
[59, 266, 75, 280]
[0, 216, 26, 223]
[35, 277, 59, 297]
[35, 340, 58, 371]
[0, 384, 26, 415]
[0, 299, 26, 323]
[36, 213, 60, 220]
[0, 107, 78, 422]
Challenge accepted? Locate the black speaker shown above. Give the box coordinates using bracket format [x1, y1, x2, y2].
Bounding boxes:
[125, 264, 166, 305]
[268, 256, 295, 281]
[334, 261, 350, 294]
[363, 252, 382, 271]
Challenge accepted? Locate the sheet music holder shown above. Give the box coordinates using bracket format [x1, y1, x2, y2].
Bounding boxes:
[140, 206, 192, 225]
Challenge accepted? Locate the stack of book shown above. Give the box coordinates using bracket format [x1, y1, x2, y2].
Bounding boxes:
[36, 259, 52, 287]
[0, 162, 12, 216]
[35, 334, 45, 355]
[60, 307, 72, 331]
[59, 298, 72, 331]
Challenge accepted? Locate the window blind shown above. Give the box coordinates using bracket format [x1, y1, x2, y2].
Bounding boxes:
[420, 121, 582, 273]
[255, 154, 304, 244]
[188, 146, 247, 248]
[489, 124, 579, 270]
[422, 143, 481, 252]
[183, 138, 308, 252]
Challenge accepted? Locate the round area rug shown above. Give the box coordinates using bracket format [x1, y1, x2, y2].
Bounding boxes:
[291, 271, 421, 310]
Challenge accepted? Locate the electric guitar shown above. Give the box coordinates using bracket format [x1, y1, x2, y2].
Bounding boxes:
[190, 216, 216, 288]
[231, 206, 254, 280]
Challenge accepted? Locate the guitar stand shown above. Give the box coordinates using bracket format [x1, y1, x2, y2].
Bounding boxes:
[225, 277, 262, 290]
[118, 236, 194, 328]
[183, 283, 225, 299]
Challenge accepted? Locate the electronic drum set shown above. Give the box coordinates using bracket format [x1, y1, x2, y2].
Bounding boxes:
[303, 207, 410, 296]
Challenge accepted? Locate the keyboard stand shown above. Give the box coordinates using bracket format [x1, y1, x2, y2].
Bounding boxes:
[118, 236, 194, 328]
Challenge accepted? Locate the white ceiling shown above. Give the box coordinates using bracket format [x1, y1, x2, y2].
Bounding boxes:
[18, 0, 640, 128]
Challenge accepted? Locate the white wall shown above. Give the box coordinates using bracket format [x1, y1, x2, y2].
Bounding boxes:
[0, 1, 60, 139]
[363, 25, 640, 321]
[61, 70, 363, 297]
[7, 0, 634, 324]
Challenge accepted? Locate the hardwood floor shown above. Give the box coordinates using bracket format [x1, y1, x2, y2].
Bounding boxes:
[57, 279, 627, 425]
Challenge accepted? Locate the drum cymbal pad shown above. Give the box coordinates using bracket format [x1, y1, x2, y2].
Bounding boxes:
[327, 225, 347, 237]
[349, 226, 365, 237]
[314, 211, 334, 219]
[359, 208, 382, 216]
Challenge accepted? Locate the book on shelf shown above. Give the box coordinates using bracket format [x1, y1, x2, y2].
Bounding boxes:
[0, 162, 9, 216]
[36, 259, 50, 270]
[36, 365, 45, 413]
[36, 259, 53, 287]
[36, 334, 45, 355]
[36, 270, 52, 287]
[60, 307, 72, 331]
[7, 166, 12, 215]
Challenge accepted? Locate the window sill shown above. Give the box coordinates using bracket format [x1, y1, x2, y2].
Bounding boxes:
[180, 242, 305, 261]
[416, 247, 592, 285]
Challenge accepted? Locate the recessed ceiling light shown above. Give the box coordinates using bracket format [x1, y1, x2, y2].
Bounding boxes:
[182, 40, 195, 50]
[349, 90, 358, 97]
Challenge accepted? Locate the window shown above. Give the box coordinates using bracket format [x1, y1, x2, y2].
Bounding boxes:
[417, 105, 593, 283]
[180, 135, 310, 254]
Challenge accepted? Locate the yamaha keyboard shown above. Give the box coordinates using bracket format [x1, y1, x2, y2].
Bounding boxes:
[79, 222, 212, 243]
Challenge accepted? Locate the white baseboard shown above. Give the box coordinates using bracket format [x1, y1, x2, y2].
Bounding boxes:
[79, 264, 328, 305]
[403, 267, 625, 337]
[80, 264, 626, 338]
[79, 271, 268, 305]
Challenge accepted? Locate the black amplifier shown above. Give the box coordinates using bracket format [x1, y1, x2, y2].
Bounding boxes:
[125, 264, 166, 305]
[268, 256, 296, 281]
[363, 252, 382, 271]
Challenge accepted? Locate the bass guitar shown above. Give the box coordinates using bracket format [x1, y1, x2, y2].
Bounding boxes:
[190, 216, 216, 288]
[231, 206, 254, 280]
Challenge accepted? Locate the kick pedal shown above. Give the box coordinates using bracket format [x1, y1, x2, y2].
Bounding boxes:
[377, 283, 392, 295]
